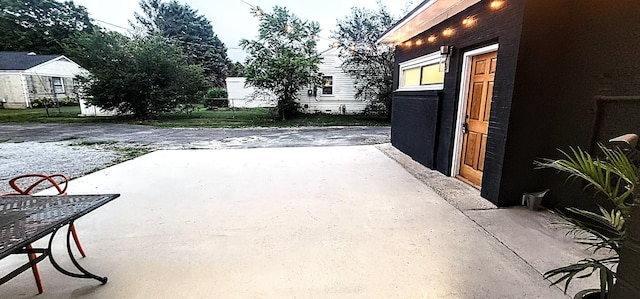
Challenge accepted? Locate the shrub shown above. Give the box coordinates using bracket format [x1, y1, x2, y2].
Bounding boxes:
[30, 97, 53, 108]
[60, 96, 79, 106]
[31, 97, 78, 108]
[362, 102, 387, 117]
[204, 88, 229, 109]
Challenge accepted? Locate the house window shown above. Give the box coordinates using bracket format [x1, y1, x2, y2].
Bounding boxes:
[322, 76, 333, 95]
[398, 51, 445, 91]
[52, 77, 64, 93]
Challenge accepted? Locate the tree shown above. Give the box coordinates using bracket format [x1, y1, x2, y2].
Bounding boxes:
[68, 30, 209, 118]
[331, 2, 397, 118]
[240, 6, 322, 120]
[0, 0, 93, 55]
[133, 0, 229, 87]
[227, 61, 245, 77]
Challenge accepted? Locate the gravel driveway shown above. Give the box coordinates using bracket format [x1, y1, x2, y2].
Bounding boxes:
[0, 123, 390, 194]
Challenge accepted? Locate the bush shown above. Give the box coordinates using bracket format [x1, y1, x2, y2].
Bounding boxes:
[206, 88, 228, 98]
[31, 96, 78, 108]
[60, 96, 79, 106]
[362, 102, 387, 117]
[204, 88, 228, 109]
[30, 97, 53, 108]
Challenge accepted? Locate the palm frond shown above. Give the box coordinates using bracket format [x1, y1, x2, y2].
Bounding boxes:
[535, 144, 636, 217]
[544, 257, 618, 294]
[599, 206, 625, 231]
[537, 143, 638, 296]
[558, 207, 624, 253]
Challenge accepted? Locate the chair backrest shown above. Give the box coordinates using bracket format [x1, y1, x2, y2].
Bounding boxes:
[3, 174, 69, 196]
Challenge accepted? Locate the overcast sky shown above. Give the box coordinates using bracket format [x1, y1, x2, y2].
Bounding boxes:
[71, 0, 416, 62]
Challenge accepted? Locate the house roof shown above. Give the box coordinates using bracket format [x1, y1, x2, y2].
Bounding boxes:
[377, 0, 481, 44]
[0, 52, 62, 71]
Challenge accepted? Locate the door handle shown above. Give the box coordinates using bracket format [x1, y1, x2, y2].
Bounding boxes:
[462, 122, 468, 133]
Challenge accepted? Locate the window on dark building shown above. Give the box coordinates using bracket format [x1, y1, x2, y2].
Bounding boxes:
[398, 51, 445, 90]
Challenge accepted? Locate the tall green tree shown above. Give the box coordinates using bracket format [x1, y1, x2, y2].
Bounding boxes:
[227, 61, 245, 77]
[0, 0, 93, 55]
[331, 2, 397, 118]
[240, 6, 321, 120]
[132, 0, 229, 87]
[68, 30, 209, 118]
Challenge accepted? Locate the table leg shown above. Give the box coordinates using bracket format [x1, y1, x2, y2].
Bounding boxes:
[0, 248, 48, 289]
[47, 223, 108, 284]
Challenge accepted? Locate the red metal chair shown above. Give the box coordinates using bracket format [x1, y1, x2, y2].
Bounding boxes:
[1, 174, 86, 293]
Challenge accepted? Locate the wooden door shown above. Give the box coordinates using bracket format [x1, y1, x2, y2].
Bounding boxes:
[458, 51, 497, 187]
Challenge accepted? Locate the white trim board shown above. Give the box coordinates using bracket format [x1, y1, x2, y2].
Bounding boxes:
[396, 51, 444, 92]
[450, 43, 500, 178]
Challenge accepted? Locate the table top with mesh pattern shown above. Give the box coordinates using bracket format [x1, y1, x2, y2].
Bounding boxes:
[0, 194, 120, 259]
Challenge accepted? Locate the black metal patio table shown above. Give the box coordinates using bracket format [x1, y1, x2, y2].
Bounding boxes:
[0, 194, 120, 290]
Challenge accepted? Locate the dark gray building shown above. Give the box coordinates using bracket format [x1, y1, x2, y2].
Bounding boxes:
[380, 0, 640, 208]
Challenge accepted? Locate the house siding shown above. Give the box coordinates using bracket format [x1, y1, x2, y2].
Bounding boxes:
[226, 77, 276, 108]
[0, 56, 85, 109]
[504, 0, 640, 209]
[391, 90, 441, 168]
[298, 48, 367, 114]
[24, 75, 77, 105]
[392, 0, 526, 206]
[0, 73, 26, 108]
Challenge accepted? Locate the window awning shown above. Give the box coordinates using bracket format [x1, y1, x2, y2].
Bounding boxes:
[377, 0, 481, 44]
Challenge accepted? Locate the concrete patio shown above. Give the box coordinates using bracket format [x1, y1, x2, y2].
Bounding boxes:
[1, 145, 596, 298]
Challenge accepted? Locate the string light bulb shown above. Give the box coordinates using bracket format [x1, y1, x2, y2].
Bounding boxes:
[416, 39, 423, 46]
[332, 42, 340, 49]
[404, 41, 412, 47]
[285, 23, 293, 33]
[490, 0, 505, 10]
[462, 16, 477, 27]
[442, 28, 454, 37]
[253, 7, 263, 17]
[349, 45, 356, 51]
[427, 35, 437, 43]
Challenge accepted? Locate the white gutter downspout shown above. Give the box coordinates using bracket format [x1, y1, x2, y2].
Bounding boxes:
[20, 73, 31, 108]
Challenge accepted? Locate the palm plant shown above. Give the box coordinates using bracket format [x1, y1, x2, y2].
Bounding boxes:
[536, 143, 637, 298]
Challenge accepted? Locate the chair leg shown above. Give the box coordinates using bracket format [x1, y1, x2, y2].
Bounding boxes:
[26, 244, 43, 294]
[70, 224, 87, 258]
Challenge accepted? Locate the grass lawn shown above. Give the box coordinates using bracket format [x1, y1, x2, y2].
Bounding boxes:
[0, 105, 390, 128]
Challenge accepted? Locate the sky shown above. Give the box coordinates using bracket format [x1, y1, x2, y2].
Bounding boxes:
[71, 0, 416, 62]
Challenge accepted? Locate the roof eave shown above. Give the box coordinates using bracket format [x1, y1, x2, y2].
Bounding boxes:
[377, 0, 482, 44]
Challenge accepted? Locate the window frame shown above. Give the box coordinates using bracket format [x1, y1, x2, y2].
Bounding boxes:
[397, 51, 444, 91]
[52, 77, 65, 93]
[321, 75, 333, 95]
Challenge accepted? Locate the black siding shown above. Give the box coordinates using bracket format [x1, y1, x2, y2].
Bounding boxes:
[504, 0, 640, 209]
[392, 0, 526, 206]
[392, 0, 640, 208]
[391, 91, 441, 168]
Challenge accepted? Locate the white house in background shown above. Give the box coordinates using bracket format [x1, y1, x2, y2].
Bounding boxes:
[226, 48, 366, 114]
[297, 48, 366, 114]
[0, 52, 83, 109]
[0, 51, 114, 116]
[225, 77, 276, 108]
